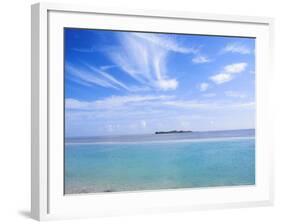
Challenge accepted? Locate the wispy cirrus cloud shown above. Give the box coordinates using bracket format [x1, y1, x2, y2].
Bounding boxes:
[69, 32, 210, 92]
[221, 42, 252, 55]
[107, 32, 199, 91]
[131, 33, 198, 54]
[66, 62, 150, 92]
[85, 63, 132, 91]
[210, 62, 247, 85]
[100, 65, 117, 71]
[66, 63, 120, 90]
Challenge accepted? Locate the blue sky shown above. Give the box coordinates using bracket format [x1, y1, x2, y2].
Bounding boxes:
[65, 28, 255, 137]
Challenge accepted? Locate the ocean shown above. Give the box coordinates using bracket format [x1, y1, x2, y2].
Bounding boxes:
[65, 129, 255, 194]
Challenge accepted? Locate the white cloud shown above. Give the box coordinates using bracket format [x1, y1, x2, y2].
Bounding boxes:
[94, 95, 173, 109]
[192, 55, 211, 64]
[198, 82, 209, 92]
[210, 62, 247, 85]
[65, 98, 91, 110]
[66, 93, 255, 114]
[141, 120, 147, 128]
[163, 100, 213, 109]
[210, 73, 233, 84]
[162, 99, 255, 110]
[222, 43, 251, 54]
[66, 95, 255, 136]
[65, 95, 175, 110]
[155, 79, 178, 90]
[225, 91, 246, 98]
[224, 62, 247, 74]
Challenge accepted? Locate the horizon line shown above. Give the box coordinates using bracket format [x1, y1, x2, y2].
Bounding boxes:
[66, 128, 255, 139]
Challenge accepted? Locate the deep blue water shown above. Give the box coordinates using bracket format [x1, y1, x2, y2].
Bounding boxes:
[65, 129, 255, 194]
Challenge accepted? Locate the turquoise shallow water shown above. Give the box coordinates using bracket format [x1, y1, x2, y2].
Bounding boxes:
[65, 130, 255, 194]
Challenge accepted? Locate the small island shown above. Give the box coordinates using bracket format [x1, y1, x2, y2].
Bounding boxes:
[155, 130, 192, 135]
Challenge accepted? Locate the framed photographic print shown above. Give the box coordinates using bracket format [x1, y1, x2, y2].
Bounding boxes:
[31, 2, 274, 221]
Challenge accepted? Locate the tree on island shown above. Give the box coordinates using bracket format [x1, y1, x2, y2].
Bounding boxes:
[155, 130, 192, 134]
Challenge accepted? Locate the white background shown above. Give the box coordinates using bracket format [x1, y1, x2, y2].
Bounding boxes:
[0, 0, 279, 223]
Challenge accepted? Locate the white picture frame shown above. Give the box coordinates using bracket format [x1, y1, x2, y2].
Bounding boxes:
[31, 2, 275, 221]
